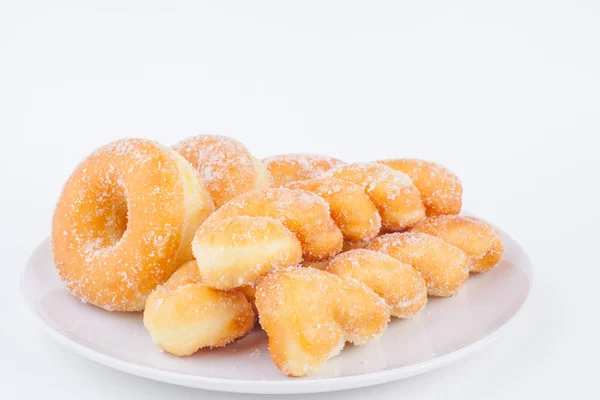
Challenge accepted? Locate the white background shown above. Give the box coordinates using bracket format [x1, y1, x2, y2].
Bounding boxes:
[1, 1, 598, 398]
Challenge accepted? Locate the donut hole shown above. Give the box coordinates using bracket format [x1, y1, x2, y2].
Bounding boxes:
[97, 184, 129, 247]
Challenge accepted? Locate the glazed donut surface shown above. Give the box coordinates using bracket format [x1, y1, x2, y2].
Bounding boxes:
[52, 138, 215, 311]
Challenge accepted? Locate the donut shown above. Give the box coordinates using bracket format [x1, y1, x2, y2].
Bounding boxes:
[378, 159, 462, 216]
[286, 177, 381, 242]
[209, 188, 343, 262]
[255, 267, 390, 377]
[263, 153, 344, 187]
[366, 232, 470, 297]
[327, 249, 427, 318]
[143, 260, 255, 356]
[322, 163, 426, 231]
[412, 215, 504, 272]
[173, 135, 272, 208]
[52, 139, 215, 311]
[192, 215, 303, 289]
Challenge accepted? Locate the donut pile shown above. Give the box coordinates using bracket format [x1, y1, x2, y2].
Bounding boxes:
[52, 135, 504, 377]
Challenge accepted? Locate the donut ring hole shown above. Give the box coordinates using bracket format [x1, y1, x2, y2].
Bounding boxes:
[88, 179, 130, 250]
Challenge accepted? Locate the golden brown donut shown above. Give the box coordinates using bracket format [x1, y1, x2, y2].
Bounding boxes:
[52, 139, 215, 311]
[192, 215, 303, 289]
[174, 135, 272, 208]
[366, 232, 470, 297]
[256, 267, 390, 377]
[322, 163, 426, 231]
[263, 154, 344, 187]
[211, 188, 344, 262]
[378, 159, 462, 217]
[286, 177, 381, 242]
[412, 215, 504, 272]
[327, 249, 427, 318]
[143, 261, 255, 356]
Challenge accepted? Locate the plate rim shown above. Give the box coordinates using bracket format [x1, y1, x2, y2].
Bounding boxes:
[21, 225, 535, 394]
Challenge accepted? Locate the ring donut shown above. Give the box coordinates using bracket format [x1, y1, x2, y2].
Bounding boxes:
[52, 139, 215, 311]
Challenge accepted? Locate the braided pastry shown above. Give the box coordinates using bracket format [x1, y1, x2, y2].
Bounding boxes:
[413, 215, 504, 272]
[378, 159, 462, 217]
[255, 267, 390, 377]
[263, 153, 344, 187]
[322, 163, 426, 231]
[327, 249, 427, 318]
[174, 135, 272, 208]
[366, 232, 470, 297]
[286, 177, 381, 242]
[143, 260, 255, 356]
[192, 188, 343, 289]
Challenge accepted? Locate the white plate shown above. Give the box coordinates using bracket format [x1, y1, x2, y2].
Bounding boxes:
[21, 224, 534, 394]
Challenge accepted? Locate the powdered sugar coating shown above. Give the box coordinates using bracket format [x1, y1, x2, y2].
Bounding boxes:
[255, 267, 389, 377]
[322, 163, 426, 231]
[263, 153, 344, 187]
[52, 138, 214, 311]
[366, 232, 470, 297]
[174, 135, 273, 208]
[378, 159, 462, 216]
[212, 188, 344, 261]
[327, 249, 427, 319]
[412, 215, 504, 272]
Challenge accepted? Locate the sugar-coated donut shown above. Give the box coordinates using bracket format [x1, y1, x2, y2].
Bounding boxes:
[286, 177, 381, 242]
[366, 232, 470, 297]
[192, 215, 303, 289]
[52, 139, 215, 311]
[413, 215, 504, 272]
[212, 188, 343, 261]
[327, 249, 427, 318]
[143, 261, 255, 356]
[256, 267, 390, 377]
[174, 135, 272, 208]
[322, 163, 426, 231]
[263, 154, 344, 187]
[378, 159, 462, 217]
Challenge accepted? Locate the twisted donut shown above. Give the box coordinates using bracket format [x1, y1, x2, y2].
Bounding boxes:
[52, 139, 215, 311]
[378, 159, 462, 217]
[327, 249, 427, 318]
[255, 267, 390, 377]
[144, 260, 255, 356]
[174, 135, 272, 208]
[413, 215, 504, 272]
[286, 177, 381, 242]
[322, 163, 426, 231]
[263, 153, 344, 187]
[366, 232, 470, 297]
[192, 188, 342, 289]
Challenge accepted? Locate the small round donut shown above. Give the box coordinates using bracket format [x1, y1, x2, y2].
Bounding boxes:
[214, 188, 344, 261]
[366, 232, 470, 297]
[174, 135, 272, 208]
[192, 215, 303, 289]
[256, 267, 390, 377]
[143, 261, 255, 356]
[286, 177, 381, 242]
[413, 215, 504, 272]
[263, 153, 344, 187]
[52, 139, 215, 311]
[323, 163, 426, 231]
[327, 249, 427, 318]
[378, 159, 462, 216]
